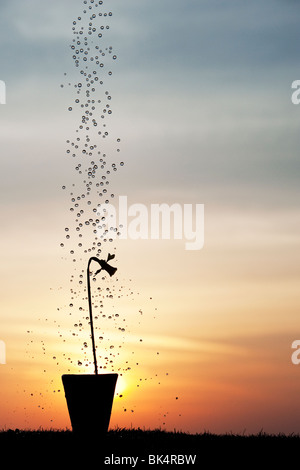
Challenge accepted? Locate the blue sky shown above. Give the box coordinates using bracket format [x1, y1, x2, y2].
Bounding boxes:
[0, 0, 299, 210]
[1, 0, 299, 206]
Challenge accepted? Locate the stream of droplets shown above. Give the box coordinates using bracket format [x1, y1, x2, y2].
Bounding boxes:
[58, 0, 128, 377]
[22, 0, 178, 429]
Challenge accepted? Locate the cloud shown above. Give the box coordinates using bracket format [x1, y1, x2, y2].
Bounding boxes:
[0, 0, 76, 42]
[0, 0, 299, 210]
[112, 0, 300, 75]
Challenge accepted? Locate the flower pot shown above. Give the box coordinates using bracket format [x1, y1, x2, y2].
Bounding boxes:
[62, 373, 118, 434]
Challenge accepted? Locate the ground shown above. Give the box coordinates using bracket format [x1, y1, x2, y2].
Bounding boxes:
[0, 428, 299, 467]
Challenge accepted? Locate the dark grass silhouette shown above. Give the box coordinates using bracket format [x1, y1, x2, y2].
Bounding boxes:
[0, 428, 299, 467]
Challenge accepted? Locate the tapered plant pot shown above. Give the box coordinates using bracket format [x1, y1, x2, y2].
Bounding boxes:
[62, 374, 118, 434]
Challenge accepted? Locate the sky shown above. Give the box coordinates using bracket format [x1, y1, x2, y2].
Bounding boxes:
[0, 0, 300, 435]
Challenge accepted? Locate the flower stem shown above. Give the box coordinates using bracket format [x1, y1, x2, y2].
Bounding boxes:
[87, 257, 98, 375]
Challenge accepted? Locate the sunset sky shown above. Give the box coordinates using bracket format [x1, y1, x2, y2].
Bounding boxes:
[1, 0, 300, 435]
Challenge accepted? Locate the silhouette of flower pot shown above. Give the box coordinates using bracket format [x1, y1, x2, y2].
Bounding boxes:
[62, 255, 118, 434]
[62, 373, 118, 434]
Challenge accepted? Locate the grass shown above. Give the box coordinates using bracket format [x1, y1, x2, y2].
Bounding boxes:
[0, 428, 299, 465]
